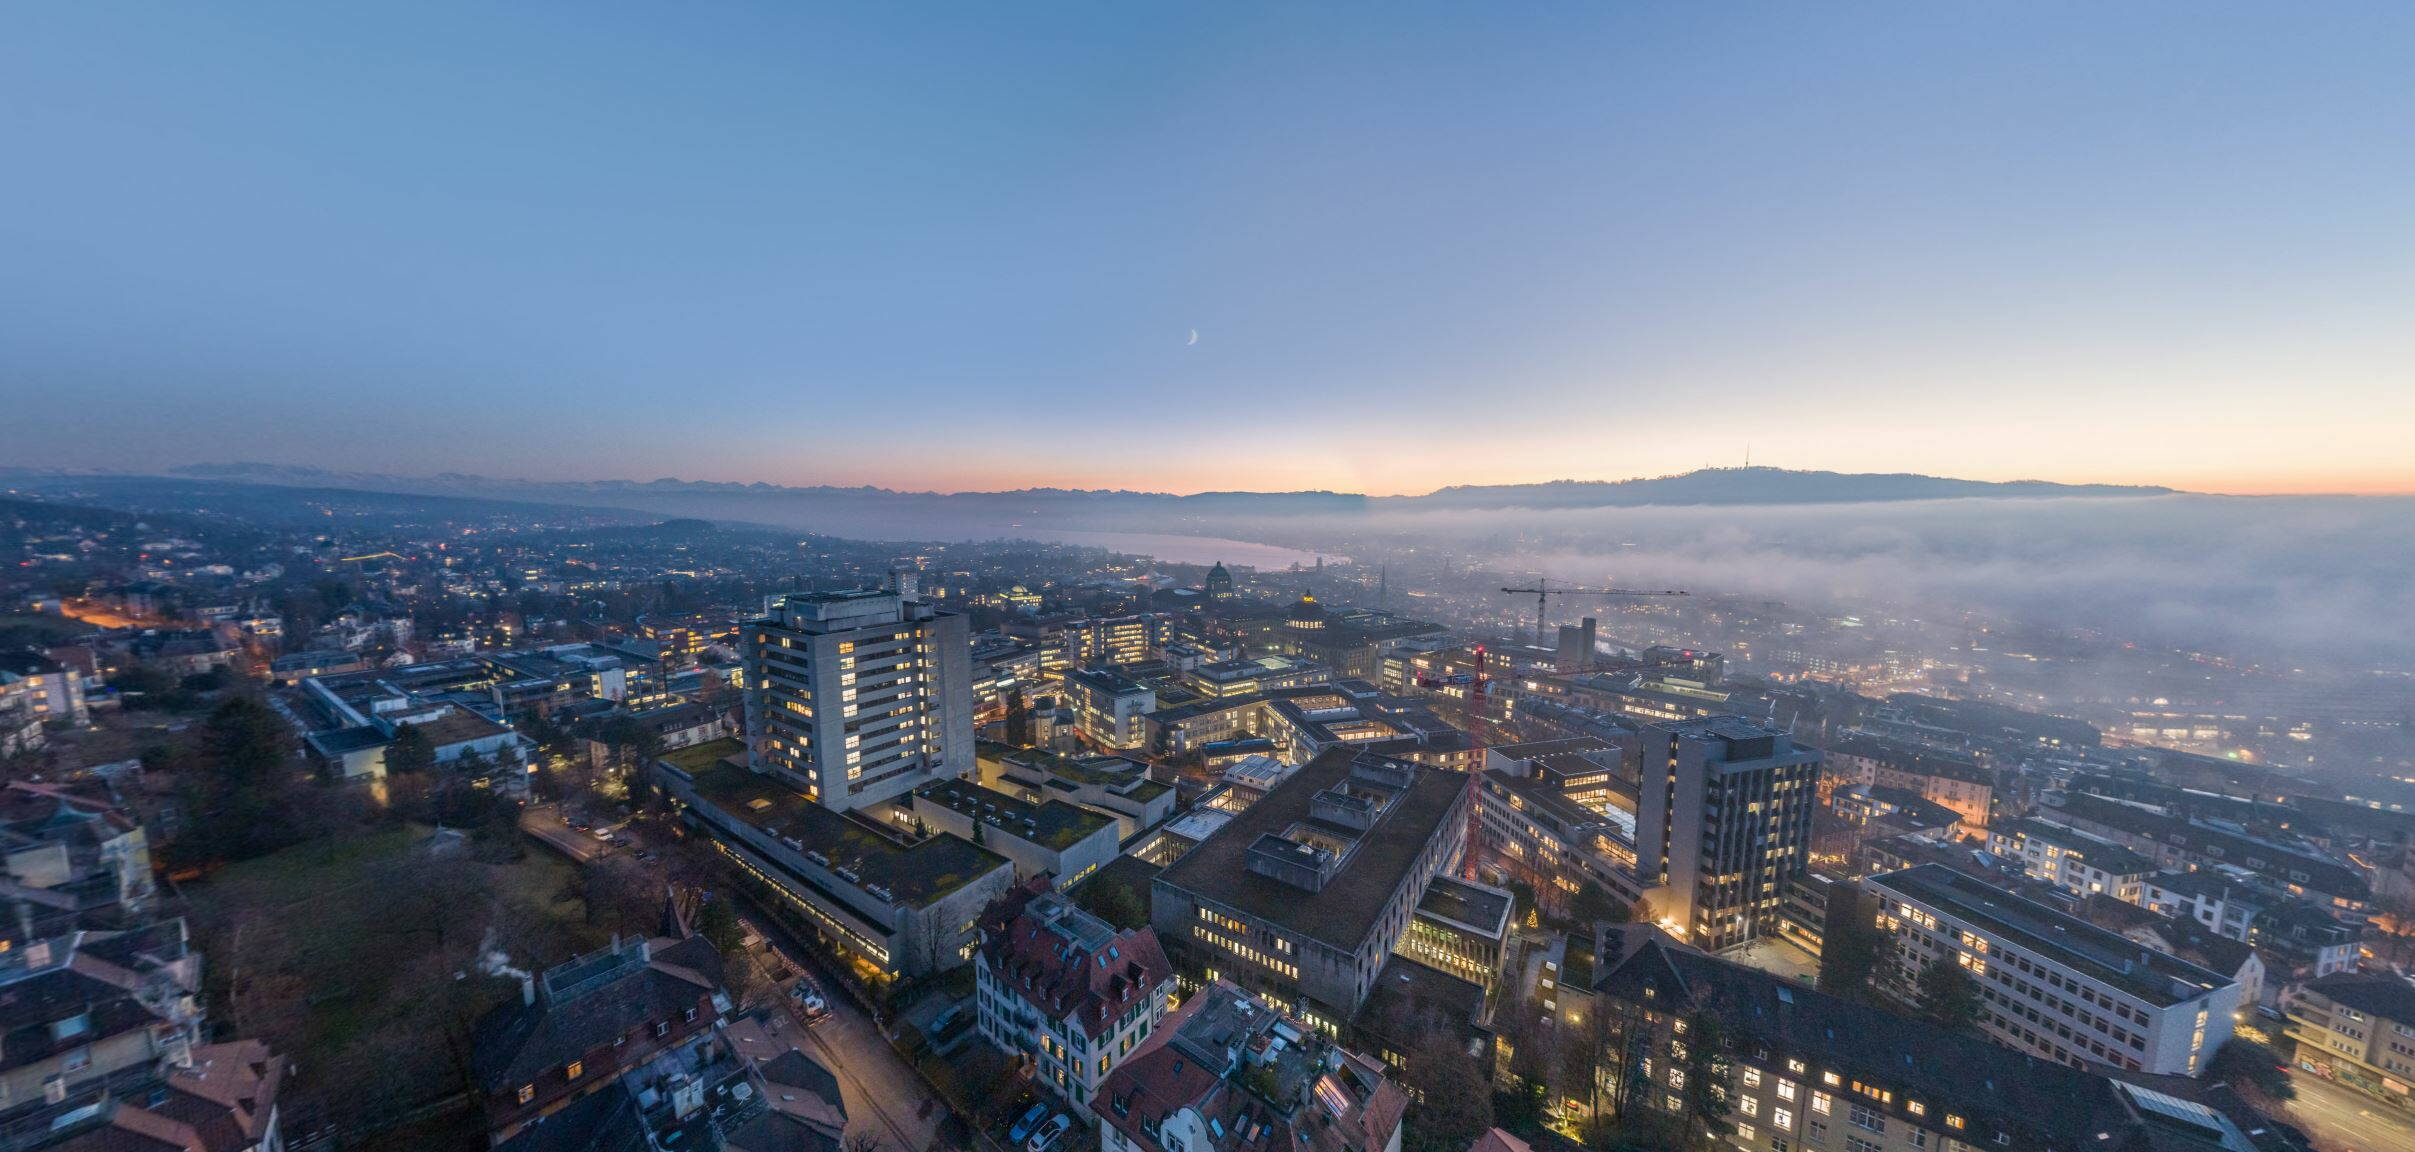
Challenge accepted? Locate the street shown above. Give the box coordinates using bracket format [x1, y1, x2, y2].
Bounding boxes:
[738, 904, 946, 1152]
[2285, 1069, 2415, 1152]
[518, 803, 617, 864]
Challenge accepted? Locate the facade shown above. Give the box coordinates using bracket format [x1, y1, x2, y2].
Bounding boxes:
[656, 738, 1014, 982]
[1398, 875, 1514, 991]
[1634, 717, 1822, 952]
[1150, 748, 1471, 1030]
[1991, 818, 2159, 904]
[911, 779, 1120, 892]
[1823, 733, 1998, 831]
[2046, 792, 2370, 925]
[743, 588, 975, 812]
[1065, 668, 1157, 752]
[1866, 864, 2239, 1076]
[1472, 766, 1645, 917]
[986, 747, 1177, 841]
[2285, 972, 2415, 1106]
[974, 885, 1174, 1112]
[1590, 925, 2284, 1152]
[1094, 979, 1406, 1152]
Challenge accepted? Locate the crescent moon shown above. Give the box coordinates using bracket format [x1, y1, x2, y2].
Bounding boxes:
[1186, 329, 1199, 346]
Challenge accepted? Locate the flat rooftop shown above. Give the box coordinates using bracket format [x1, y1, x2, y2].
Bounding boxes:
[1417, 876, 1513, 937]
[677, 743, 1010, 907]
[1156, 747, 1466, 953]
[1871, 864, 2233, 1006]
[1998, 817, 2158, 875]
[914, 778, 1113, 852]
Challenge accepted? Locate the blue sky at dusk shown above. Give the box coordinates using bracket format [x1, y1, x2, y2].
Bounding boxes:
[3, 3, 2410, 495]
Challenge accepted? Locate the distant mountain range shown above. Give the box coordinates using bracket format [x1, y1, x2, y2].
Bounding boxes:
[0, 463, 2182, 543]
[157, 463, 2171, 514]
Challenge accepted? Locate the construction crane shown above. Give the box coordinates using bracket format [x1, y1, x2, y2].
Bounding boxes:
[1499, 578, 1687, 646]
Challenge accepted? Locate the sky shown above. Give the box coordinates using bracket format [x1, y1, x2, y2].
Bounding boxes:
[2, 3, 2411, 497]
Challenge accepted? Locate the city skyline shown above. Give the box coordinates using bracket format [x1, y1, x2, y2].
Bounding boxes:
[5, 4, 2413, 496]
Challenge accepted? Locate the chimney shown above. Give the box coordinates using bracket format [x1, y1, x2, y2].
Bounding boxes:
[521, 972, 537, 1006]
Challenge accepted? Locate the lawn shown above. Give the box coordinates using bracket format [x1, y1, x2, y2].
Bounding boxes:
[187, 823, 606, 1139]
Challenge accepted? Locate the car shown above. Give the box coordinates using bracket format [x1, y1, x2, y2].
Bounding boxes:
[590, 827, 615, 841]
[1026, 1113, 1070, 1152]
[567, 818, 590, 831]
[791, 979, 830, 1022]
[1008, 1104, 1049, 1143]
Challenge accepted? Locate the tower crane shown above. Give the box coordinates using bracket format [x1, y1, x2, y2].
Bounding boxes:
[1499, 578, 1687, 645]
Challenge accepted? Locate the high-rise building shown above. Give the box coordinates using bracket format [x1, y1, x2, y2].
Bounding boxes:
[1554, 616, 1598, 671]
[742, 587, 972, 811]
[1634, 715, 1822, 952]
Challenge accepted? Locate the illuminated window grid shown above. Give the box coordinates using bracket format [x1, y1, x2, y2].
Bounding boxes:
[1191, 923, 1297, 981]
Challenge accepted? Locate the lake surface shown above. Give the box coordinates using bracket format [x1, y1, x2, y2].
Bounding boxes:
[905, 526, 1334, 569]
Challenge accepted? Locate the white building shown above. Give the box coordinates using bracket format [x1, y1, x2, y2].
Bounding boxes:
[742, 587, 975, 812]
[1868, 864, 2238, 1076]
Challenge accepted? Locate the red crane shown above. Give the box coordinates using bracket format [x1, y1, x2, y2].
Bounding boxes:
[1499, 578, 1687, 646]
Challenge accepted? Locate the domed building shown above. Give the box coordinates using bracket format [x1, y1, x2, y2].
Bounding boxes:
[1204, 561, 1234, 601]
[1285, 592, 1328, 631]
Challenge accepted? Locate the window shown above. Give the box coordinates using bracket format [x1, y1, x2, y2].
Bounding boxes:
[1812, 1092, 1832, 1116]
[1669, 1068, 1688, 1090]
[1848, 1104, 1884, 1133]
[1846, 1138, 1883, 1152]
[566, 1060, 584, 1080]
[1822, 1071, 1841, 1087]
[517, 1084, 535, 1104]
[1907, 1101, 1926, 1118]
[1773, 1108, 1795, 1130]
[1742, 1096, 1760, 1117]
[1808, 1121, 1828, 1144]
[1778, 1080, 1798, 1102]
[1738, 1124, 1757, 1143]
[1946, 1115, 1966, 1131]
[1744, 1067, 1764, 1088]
[1668, 1094, 1684, 1112]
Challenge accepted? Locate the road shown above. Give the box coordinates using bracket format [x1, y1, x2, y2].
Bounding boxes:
[2286, 1070, 2415, 1152]
[519, 804, 616, 864]
[738, 904, 944, 1152]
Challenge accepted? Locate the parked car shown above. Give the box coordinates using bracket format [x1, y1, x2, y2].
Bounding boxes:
[1008, 1104, 1050, 1144]
[1027, 1114, 1071, 1152]
[791, 978, 830, 1023]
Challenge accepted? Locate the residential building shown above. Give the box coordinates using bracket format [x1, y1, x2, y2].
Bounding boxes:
[1866, 864, 2239, 1075]
[45, 1039, 287, 1152]
[974, 885, 1174, 1112]
[1590, 925, 2292, 1152]
[0, 650, 86, 731]
[1634, 717, 1822, 952]
[2286, 972, 2415, 1106]
[743, 587, 975, 812]
[656, 738, 1014, 983]
[1822, 733, 1998, 831]
[1990, 818, 2158, 904]
[1095, 979, 1406, 1152]
[2044, 793, 2370, 925]
[1151, 748, 1471, 1030]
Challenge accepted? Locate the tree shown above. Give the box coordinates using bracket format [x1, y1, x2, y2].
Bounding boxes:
[698, 895, 746, 957]
[177, 695, 306, 863]
[1572, 881, 1628, 927]
[1677, 1012, 1732, 1148]
[1916, 955, 1981, 1032]
[1401, 1033, 1494, 1152]
[1818, 894, 1882, 1002]
[1004, 687, 1032, 747]
[1075, 876, 1148, 931]
[385, 723, 437, 776]
[2208, 1038, 2295, 1103]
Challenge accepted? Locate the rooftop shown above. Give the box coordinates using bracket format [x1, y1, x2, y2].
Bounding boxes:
[1155, 747, 1466, 953]
[1871, 864, 2234, 1007]
[914, 778, 1114, 852]
[1998, 816, 2159, 876]
[676, 744, 1011, 907]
